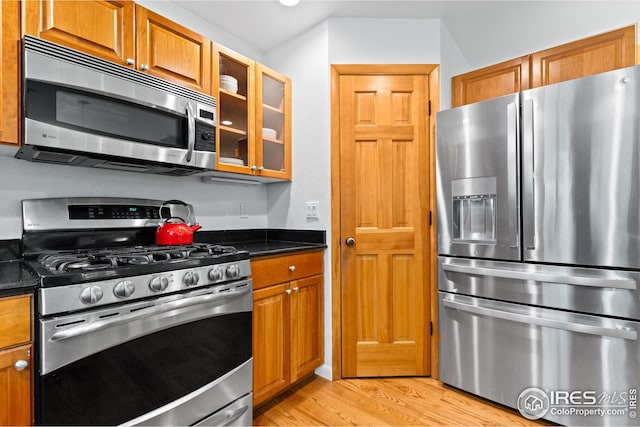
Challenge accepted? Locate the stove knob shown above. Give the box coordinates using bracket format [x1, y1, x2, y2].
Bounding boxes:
[226, 264, 239, 278]
[208, 266, 223, 282]
[80, 286, 103, 305]
[149, 276, 169, 292]
[184, 271, 200, 287]
[114, 280, 135, 298]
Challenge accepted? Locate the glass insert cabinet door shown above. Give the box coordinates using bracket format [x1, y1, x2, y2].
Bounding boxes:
[214, 44, 292, 181]
[215, 44, 255, 173]
[256, 64, 291, 180]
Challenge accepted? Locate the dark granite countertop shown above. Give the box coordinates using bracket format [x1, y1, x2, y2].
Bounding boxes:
[195, 228, 326, 257]
[0, 260, 38, 297]
[0, 229, 326, 294]
[0, 239, 36, 296]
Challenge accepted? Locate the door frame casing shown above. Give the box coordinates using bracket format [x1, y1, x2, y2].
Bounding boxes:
[330, 64, 440, 379]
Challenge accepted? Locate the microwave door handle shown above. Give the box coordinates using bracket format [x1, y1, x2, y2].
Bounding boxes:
[185, 103, 195, 163]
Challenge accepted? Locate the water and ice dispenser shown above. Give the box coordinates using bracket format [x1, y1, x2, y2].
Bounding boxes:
[452, 177, 497, 243]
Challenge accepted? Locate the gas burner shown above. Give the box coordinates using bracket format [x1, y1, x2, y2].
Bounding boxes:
[34, 243, 242, 275]
[186, 244, 237, 258]
[64, 260, 115, 272]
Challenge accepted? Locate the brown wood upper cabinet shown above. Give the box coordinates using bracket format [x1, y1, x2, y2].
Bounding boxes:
[530, 25, 636, 88]
[24, 1, 212, 95]
[0, 0, 20, 145]
[452, 24, 637, 107]
[452, 56, 530, 108]
[0, 294, 33, 426]
[213, 44, 292, 180]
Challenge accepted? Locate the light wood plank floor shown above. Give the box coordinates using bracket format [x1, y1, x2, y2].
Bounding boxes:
[254, 376, 550, 426]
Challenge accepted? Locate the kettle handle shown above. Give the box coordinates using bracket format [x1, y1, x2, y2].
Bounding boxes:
[159, 200, 193, 224]
[162, 216, 187, 224]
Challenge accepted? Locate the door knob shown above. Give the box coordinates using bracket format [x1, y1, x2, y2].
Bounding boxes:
[345, 237, 356, 247]
[14, 360, 28, 371]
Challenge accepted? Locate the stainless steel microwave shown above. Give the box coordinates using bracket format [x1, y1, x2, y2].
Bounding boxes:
[16, 36, 217, 176]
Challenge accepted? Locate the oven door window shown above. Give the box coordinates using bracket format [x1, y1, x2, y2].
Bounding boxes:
[25, 80, 187, 149]
[38, 312, 251, 425]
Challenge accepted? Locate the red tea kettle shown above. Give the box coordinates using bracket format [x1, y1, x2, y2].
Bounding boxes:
[156, 200, 202, 245]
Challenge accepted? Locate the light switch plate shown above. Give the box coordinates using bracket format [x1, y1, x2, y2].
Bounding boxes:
[306, 201, 319, 219]
[240, 202, 249, 218]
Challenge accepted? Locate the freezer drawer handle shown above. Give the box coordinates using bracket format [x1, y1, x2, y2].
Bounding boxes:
[442, 263, 636, 290]
[443, 298, 637, 341]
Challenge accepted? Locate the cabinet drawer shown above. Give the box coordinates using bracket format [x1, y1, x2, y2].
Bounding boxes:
[0, 295, 32, 349]
[251, 251, 323, 289]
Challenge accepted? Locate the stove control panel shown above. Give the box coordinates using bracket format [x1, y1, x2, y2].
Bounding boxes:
[39, 259, 252, 316]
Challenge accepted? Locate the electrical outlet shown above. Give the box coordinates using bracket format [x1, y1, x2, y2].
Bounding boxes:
[240, 202, 249, 218]
[305, 201, 319, 219]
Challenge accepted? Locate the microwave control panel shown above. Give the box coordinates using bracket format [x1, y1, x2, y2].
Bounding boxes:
[194, 121, 216, 153]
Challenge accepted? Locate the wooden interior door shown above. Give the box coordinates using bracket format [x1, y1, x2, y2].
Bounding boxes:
[339, 71, 431, 377]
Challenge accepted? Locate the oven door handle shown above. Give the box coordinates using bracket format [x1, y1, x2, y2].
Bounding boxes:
[50, 287, 251, 342]
[443, 298, 638, 341]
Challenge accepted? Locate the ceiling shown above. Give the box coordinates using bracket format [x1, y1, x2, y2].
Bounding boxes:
[169, 0, 640, 68]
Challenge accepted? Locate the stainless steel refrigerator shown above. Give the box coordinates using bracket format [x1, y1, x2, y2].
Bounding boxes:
[437, 65, 640, 426]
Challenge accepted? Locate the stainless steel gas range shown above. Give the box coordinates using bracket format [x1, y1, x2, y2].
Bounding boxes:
[22, 197, 253, 426]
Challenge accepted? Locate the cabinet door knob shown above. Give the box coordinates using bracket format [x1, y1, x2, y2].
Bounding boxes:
[251, 165, 257, 171]
[292, 286, 299, 292]
[140, 63, 149, 71]
[126, 58, 135, 66]
[258, 166, 265, 172]
[14, 360, 28, 371]
[285, 289, 292, 295]
[289, 265, 296, 272]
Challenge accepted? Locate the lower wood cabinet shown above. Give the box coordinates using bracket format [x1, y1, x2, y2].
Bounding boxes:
[251, 251, 324, 407]
[0, 294, 33, 426]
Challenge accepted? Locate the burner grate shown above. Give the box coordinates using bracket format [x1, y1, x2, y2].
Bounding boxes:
[36, 243, 238, 274]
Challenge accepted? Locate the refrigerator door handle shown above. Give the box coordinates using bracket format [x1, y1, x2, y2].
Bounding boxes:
[442, 263, 637, 290]
[507, 102, 519, 248]
[442, 298, 638, 341]
[522, 98, 535, 250]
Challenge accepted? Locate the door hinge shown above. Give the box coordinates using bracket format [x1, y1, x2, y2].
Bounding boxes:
[430, 321, 433, 336]
[428, 100, 432, 116]
[429, 211, 432, 226]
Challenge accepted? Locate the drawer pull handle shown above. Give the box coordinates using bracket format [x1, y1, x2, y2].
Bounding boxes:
[14, 360, 28, 371]
[289, 265, 296, 272]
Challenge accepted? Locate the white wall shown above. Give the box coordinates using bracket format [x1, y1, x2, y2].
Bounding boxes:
[0, 147, 267, 239]
[265, 20, 332, 378]
[439, 23, 469, 110]
[328, 18, 440, 64]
